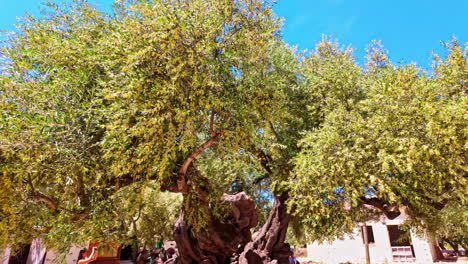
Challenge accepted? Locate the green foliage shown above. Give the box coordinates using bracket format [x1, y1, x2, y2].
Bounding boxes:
[1, 0, 466, 254]
[290, 39, 467, 242]
[0, 0, 291, 252]
[101, 0, 282, 183]
[1, 0, 113, 250]
[405, 202, 468, 248]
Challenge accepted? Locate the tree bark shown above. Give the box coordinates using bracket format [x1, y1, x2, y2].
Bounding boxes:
[171, 192, 292, 264]
[360, 196, 400, 220]
[443, 238, 459, 257]
[235, 192, 291, 264]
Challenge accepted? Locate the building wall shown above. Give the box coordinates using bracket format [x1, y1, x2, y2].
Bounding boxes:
[43, 244, 87, 264]
[26, 239, 46, 264]
[368, 221, 393, 263]
[306, 212, 437, 264]
[307, 229, 367, 264]
[0, 242, 87, 264]
[0, 247, 10, 264]
[410, 231, 438, 264]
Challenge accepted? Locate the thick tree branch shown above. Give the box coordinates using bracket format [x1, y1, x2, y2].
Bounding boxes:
[175, 113, 223, 193]
[26, 175, 92, 220]
[250, 144, 273, 184]
[268, 121, 280, 142]
[209, 111, 216, 137]
[423, 197, 450, 210]
[360, 196, 401, 220]
[32, 191, 59, 211]
[134, 203, 144, 223]
[178, 134, 222, 175]
[70, 213, 90, 221]
[27, 175, 59, 211]
[391, 185, 453, 214]
[131, 204, 144, 239]
[75, 169, 87, 207]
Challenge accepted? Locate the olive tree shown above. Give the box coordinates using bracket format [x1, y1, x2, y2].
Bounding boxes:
[1, 1, 466, 263]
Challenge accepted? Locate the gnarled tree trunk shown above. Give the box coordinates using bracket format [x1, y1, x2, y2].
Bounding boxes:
[236, 192, 291, 264]
[171, 192, 291, 264]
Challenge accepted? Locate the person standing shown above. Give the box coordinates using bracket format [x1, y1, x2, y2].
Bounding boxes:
[288, 251, 300, 264]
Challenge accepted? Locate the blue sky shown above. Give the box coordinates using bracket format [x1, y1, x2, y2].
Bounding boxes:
[1, 0, 467, 67]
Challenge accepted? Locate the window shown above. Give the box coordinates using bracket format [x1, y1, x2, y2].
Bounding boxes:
[387, 225, 415, 260]
[361, 225, 375, 244]
[387, 225, 411, 247]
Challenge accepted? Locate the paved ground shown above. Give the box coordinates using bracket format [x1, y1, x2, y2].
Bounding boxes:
[297, 257, 468, 264]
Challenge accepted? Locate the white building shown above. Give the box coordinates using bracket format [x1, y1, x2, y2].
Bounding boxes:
[0, 239, 85, 264]
[306, 212, 439, 264]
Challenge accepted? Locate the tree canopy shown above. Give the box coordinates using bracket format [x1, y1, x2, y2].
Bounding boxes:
[0, 0, 466, 262]
[290, 40, 467, 242]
